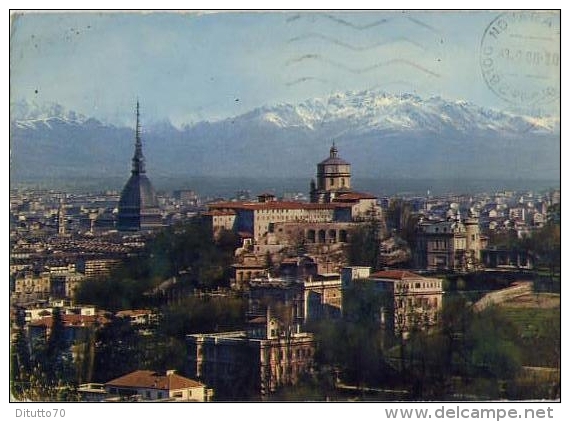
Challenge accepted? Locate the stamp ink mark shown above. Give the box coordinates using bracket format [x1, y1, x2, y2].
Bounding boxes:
[480, 11, 560, 107]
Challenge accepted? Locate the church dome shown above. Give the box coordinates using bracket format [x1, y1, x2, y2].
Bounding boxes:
[319, 156, 350, 165]
[319, 143, 349, 165]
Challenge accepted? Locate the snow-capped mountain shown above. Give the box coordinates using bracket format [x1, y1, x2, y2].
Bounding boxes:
[10, 90, 560, 187]
[10, 99, 89, 129]
[235, 90, 558, 134]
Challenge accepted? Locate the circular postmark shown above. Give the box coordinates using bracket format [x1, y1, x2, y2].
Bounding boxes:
[480, 11, 560, 107]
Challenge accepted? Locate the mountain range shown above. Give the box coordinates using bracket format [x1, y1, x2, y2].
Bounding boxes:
[9, 90, 560, 189]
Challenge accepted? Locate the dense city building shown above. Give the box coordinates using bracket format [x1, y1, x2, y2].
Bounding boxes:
[9, 130, 560, 402]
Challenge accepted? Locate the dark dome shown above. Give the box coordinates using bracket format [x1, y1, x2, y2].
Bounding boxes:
[319, 156, 350, 166]
[119, 174, 158, 210]
[319, 143, 350, 165]
[117, 174, 161, 231]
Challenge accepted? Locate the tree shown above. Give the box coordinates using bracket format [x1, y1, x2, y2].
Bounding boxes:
[42, 308, 74, 384]
[10, 309, 31, 399]
[158, 295, 247, 339]
[92, 316, 142, 383]
[310, 282, 396, 390]
[12, 308, 80, 401]
[75, 217, 240, 310]
[468, 307, 522, 381]
[347, 222, 381, 270]
[532, 222, 560, 281]
[386, 199, 419, 249]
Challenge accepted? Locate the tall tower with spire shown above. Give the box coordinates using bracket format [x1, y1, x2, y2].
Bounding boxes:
[117, 101, 162, 231]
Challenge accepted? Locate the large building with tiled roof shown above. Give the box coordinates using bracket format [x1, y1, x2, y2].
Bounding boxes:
[105, 369, 213, 402]
[207, 199, 339, 241]
[204, 145, 382, 243]
[203, 145, 384, 284]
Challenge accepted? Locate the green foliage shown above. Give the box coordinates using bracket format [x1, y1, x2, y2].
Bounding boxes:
[487, 214, 560, 279]
[75, 218, 239, 311]
[347, 223, 381, 270]
[310, 283, 396, 389]
[342, 281, 386, 324]
[72, 220, 245, 387]
[137, 334, 188, 374]
[386, 199, 419, 248]
[89, 295, 248, 385]
[531, 223, 560, 278]
[11, 308, 80, 401]
[92, 316, 142, 382]
[149, 221, 238, 286]
[43, 308, 74, 381]
[74, 269, 156, 312]
[270, 371, 336, 401]
[158, 295, 247, 339]
[500, 306, 560, 368]
[72, 327, 96, 385]
[11, 328, 31, 398]
[12, 364, 80, 402]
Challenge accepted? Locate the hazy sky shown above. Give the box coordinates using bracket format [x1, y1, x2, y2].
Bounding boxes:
[10, 10, 560, 127]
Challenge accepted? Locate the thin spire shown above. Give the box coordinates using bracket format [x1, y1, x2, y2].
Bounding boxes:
[136, 99, 141, 146]
[131, 100, 146, 175]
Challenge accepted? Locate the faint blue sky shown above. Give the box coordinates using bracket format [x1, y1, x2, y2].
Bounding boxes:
[10, 10, 560, 127]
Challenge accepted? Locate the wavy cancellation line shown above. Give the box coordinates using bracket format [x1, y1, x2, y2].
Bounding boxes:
[285, 55, 441, 78]
[288, 32, 429, 52]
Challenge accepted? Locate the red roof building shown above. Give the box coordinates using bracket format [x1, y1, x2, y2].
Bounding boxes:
[105, 370, 213, 402]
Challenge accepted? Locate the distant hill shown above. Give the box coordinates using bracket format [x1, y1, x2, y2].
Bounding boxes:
[10, 90, 560, 187]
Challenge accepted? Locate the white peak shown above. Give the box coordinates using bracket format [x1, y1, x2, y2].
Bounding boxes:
[10, 99, 87, 124]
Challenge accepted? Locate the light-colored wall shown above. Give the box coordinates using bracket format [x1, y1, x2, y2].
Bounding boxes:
[170, 386, 209, 402]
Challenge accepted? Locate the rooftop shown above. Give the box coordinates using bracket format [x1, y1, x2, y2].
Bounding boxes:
[106, 370, 204, 391]
[333, 191, 378, 201]
[369, 270, 425, 280]
[29, 313, 110, 328]
[208, 200, 342, 211]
